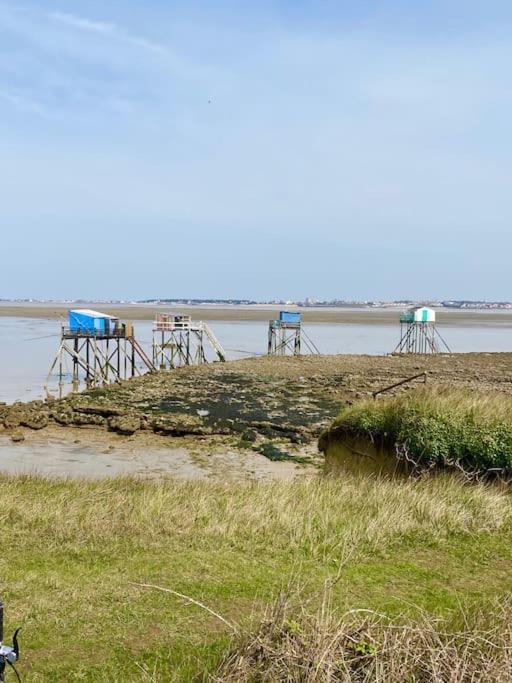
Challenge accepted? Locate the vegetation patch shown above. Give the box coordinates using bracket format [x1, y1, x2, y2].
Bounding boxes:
[215, 590, 512, 682]
[321, 386, 512, 476]
[254, 441, 312, 464]
[3, 473, 512, 679]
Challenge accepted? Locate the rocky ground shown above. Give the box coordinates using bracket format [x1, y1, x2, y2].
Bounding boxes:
[2, 353, 512, 462]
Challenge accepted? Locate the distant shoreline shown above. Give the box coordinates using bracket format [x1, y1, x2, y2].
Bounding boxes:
[1, 302, 512, 326]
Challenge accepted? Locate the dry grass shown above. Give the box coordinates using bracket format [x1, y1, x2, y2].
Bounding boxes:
[215, 589, 512, 682]
[2, 473, 511, 555]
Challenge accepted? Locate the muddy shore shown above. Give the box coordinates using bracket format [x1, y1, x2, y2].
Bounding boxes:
[2, 353, 512, 475]
[0, 426, 309, 480]
[2, 303, 512, 326]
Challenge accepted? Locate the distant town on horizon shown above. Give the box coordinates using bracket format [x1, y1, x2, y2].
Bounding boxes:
[2, 298, 512, 310]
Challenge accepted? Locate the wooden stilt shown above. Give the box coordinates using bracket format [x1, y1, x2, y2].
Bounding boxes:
[152, 314, 225, 370]
[267, 317, 319, 356]
[394, 308, 451, 355]
[45, 321, 155, 397]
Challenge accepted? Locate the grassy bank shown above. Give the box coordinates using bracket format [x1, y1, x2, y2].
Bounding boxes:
[2, 473, 512, 680]
[322, 386, 512, 475]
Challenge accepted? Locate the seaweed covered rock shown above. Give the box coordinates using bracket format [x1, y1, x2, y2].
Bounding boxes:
[52, 409, 73, 426]
[71, 412, 107, 427]
[4, 412, 22, 429]
[73, 404, 127, 418]
[10, 430, 25, 443]
[3, 406, 28, 429]
[108, 415, 141, 436]
[151, 413, 211, 436]
[21, 412, 49, 430]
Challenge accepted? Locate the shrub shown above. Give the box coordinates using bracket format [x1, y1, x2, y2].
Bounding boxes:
[214, 590, 512, 682]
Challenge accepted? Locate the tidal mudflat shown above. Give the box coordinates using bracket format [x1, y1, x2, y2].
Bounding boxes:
[0, 427, 307, 480]
[4, 301, 512, 325]
[3, 352, 512, 479]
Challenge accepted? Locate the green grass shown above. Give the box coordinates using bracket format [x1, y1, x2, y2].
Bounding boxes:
[2, 472, 512, 680]
[323, 386, 512, 474]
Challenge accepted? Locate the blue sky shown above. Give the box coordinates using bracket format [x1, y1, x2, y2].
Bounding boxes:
[1, 1, 512, 300]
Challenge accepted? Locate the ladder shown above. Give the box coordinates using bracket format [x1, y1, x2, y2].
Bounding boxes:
[201, 323, 226, 362]
[131, 338, 157, 372]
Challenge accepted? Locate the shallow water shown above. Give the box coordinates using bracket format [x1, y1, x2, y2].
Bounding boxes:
[1, 312, 512, 403]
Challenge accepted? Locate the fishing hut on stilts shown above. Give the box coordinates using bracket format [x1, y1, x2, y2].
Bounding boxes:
[393, 306, 451, 354]
[152, 313, 226, 369]
[267, 311, 320, 356]
[46, 309, 155, 398]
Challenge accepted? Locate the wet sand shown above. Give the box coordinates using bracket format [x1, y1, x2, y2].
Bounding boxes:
[0, 426, 314, 481]
[2, 303, 512, 326]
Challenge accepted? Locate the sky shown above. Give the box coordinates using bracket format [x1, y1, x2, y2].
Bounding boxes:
[1, 1, 512, 301]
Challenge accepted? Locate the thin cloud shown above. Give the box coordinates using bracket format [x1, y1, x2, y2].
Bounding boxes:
[0, 89, 54, 118]
[50, 12, 115, 35]
[50, 11, 168, 56]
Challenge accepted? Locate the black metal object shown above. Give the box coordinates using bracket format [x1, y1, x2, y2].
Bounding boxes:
[372, 371, 428, 399]
[0, 601, 21, 682]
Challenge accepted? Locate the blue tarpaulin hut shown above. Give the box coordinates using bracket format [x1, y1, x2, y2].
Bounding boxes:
[68, 309, 119, 335]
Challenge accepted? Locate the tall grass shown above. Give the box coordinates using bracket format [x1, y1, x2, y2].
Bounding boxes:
[3, 473, 510, 556]
[323, 386, 512, 475]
